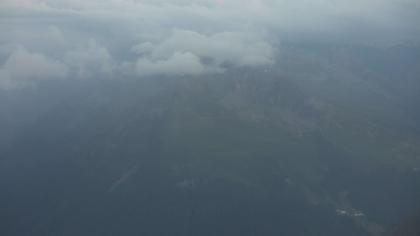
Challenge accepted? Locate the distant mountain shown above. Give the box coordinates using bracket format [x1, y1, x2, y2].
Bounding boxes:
[1, 44, 420, 236]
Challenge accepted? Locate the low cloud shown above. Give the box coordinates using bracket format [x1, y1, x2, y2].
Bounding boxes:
[0, 46, 68, 88]
[64, 39, 115, 79]
[132, 30, 275, 74]
[136, 52, 206, 76]
[0, 0, 419, 88]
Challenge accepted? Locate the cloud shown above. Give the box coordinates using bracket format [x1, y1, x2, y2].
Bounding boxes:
[132, 29, 275, 74]
[0, 0, 419, 85]
[1, 46, 68, 81]
[148, 30, 274, 66]
[0, 69, 15, 90]
[64, 39, 115, 79]
[136, 51, 206, 76]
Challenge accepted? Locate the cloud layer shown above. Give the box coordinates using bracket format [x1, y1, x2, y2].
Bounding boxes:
[0, 0, 419, 88]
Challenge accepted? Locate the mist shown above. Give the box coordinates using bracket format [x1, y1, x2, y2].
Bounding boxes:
[1, 1, 420, 236]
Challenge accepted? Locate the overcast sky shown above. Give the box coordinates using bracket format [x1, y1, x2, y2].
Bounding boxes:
[0, 0, 419, 89]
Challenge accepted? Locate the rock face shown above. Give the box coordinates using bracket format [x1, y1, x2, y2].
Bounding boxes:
[1, 44, 420, 236]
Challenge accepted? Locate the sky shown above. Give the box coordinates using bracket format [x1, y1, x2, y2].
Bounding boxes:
[0, 0, 419, 89]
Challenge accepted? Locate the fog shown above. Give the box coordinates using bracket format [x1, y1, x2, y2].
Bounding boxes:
[1, 1, 420, 236]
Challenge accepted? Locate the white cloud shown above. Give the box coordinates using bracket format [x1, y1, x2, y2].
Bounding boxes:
[0, 0, 419, 82]
[0, 46, 69, 89]
[2, 46, 68, 81]
[64, 39, 115, 79]
[130, 29, 274, 75]
[136, 52, 206, 76]
[136, 29, 274, 67]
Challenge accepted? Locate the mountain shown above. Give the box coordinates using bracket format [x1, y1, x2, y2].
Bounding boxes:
[1, 44, 420, 236]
